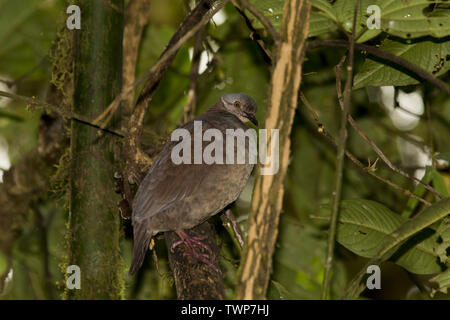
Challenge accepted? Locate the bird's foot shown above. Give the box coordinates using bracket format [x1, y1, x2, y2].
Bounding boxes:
[171, 230, 219, 273]
[171, 231, 212, 255]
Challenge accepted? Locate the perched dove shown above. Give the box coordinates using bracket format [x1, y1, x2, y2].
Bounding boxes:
[129, 93, 258, 274]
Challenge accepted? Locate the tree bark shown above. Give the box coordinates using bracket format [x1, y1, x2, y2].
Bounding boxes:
[66, 0, 124, 299]
[236, 0, 311, 299]
[165, 222, 225, 300]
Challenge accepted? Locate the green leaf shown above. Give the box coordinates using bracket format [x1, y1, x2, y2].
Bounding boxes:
[434, 217, 450, 265]
[311, 0, 337, 22]
[333, 0, 450, 41]
[430, 268, 450, 297]
[270, 280, 296, 299]
[437, 152, 450, 163]
[344, 198, 450, 299]
[248, 0, 450, 40]
[378, 1, 450, 39]
[248, 0, 339, 37]
[248, 0, 283, 30]
[309, 12, 337, 38]
[336, 199, 444, 274]
[432, 169, 449, 198]
[353, 38, 450, 89]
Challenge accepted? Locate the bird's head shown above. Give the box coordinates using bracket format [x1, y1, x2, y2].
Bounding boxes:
[220, 93, 258, 126]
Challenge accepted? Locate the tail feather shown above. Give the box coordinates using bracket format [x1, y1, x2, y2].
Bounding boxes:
[129, 224, 152, 275]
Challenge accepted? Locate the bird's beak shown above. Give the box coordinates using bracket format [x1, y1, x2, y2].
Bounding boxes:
[245, 113, 258, 126]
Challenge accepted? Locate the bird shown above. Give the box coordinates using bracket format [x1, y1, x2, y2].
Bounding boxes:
[129, 93, 258, 275]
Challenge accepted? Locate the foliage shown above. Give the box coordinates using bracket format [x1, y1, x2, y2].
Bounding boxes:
[0, 0, 449, 300]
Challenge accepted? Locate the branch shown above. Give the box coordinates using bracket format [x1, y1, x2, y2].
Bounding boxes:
[334, 61, 444, 200]
[164, 222, 225, 299]
[299, 91, 431, 207]
[307, 40, 450, 96]
[221, 208, 245, 251]
[0, 90, 124, 138]
[321, 0, 358, 300]
[236, 0, 311, 299]
[231, 0, 274, 61]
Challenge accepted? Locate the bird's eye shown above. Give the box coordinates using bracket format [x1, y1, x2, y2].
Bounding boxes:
[234, 101, 241, 108]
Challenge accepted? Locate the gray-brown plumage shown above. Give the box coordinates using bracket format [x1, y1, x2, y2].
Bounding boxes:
[129, 93, 258, 274]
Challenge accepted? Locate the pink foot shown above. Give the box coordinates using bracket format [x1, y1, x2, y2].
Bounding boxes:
[170, 230, 220, 273]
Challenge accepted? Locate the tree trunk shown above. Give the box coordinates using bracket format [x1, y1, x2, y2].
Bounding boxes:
[236, 0, 312, 299]
[66, 0, 124, 299]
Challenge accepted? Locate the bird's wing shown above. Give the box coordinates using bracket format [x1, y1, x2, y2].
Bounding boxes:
[132, 119, 218, 224]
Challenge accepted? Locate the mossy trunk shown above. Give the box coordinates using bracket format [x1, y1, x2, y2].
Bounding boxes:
[66, 0, 124, 299]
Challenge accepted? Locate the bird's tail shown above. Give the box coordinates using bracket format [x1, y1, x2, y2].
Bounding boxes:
[129, 224, 153, 275]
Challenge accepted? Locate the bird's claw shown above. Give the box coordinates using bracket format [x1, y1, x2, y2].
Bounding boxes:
[170, 231, 220, 273]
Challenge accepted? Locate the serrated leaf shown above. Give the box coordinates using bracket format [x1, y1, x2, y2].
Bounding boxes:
[353, 39, 450, 88]
[430, 268, 450, 296]
[336, 199, 444, 274]
[434, 217, 450, 265]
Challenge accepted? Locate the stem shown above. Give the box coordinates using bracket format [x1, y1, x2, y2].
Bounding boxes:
[321, 0, 358, 300]
[65, 0, 124, 299]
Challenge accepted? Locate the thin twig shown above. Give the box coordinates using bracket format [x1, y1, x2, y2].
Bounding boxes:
[307, 40, 450, 96]
[334, 61, 444, 199]
[231, 0, 273, 61]
[184, 0, 205, 123]
[321, 0, 358, 300]
[300, 92, 431, 207]
[0, 90, 124, 138]
[221, 209, 245, 250]
[235, 0, 280, 43]
[0, 56, 48, 88]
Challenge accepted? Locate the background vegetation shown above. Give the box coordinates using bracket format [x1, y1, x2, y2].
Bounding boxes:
[0, 0, 449, 299]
